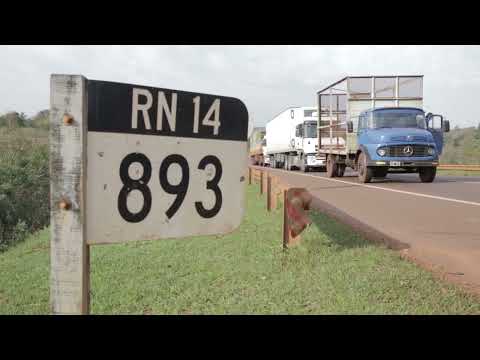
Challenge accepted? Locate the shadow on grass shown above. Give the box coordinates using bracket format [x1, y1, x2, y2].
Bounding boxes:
[306, 210, 371, 251]
[307, 199, 410, 251]
[275, 195, 410, 253]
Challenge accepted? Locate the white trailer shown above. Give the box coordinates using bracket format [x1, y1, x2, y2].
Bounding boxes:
[265, 106, 326, 172]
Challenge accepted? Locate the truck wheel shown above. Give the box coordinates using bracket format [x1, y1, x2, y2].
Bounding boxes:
[357, 152, 373, 183]
[419, 167, 436, 183]
[326, 155, 337, 178]
[336, 164, 346, 177]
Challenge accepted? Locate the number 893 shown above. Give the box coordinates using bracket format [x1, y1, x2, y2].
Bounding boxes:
[117, 153, 222, 223]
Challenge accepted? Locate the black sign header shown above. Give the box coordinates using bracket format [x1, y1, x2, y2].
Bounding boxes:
[87, 80, 248, 142]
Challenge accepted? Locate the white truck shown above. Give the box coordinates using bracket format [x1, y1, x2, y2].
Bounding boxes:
[265, 106, 326, 172]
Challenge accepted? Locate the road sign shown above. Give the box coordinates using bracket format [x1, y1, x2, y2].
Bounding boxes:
[50, 75, 249, 314]
[85, 79, 249, 244]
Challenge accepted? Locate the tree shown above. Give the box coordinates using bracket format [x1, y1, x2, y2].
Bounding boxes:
[31, 110, 49, 129]
[0, 111, 29, 128]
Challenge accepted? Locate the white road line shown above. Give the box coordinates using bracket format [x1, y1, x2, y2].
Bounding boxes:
[267, 169, 480, 207]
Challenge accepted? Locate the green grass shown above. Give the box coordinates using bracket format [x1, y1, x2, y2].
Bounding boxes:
[1, 184, 479, 314]
[437, 169, 480, 177]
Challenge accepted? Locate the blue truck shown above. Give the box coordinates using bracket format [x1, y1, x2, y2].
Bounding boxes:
[316, 75, 450, 183]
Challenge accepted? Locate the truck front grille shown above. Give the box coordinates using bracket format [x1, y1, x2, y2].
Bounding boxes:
[386, 145, 429, 157]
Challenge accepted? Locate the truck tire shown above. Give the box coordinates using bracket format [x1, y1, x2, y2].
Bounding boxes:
[326, 155, 337, 178]
[357, 152, 374, 183]
[419, 167, 436, 183]
[336, 164, 346, 177]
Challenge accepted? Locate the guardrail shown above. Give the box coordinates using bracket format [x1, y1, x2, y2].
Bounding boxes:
[248, 166, 312, 249]
[438, 164, 480, 171]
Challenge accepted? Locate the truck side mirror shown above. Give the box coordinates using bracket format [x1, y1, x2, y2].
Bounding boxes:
[443, 120, 450, 132]
[347, 121, 353, 133]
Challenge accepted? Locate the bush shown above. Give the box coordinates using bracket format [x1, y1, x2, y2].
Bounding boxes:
[0, 129, 49, 251]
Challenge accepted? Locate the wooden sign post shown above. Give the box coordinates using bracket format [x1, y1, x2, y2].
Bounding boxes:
[50, 74, 249, 314]
[50, 75, 90, 314]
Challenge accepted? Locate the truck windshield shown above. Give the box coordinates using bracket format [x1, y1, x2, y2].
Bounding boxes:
[304, 122, 317, 138]
[370, 109, 426, 129]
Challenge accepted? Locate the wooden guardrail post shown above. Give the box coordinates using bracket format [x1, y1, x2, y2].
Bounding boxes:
[267, 174, 276, 211]
[262, 171, 268, 194]
[260, 170, 264, 195]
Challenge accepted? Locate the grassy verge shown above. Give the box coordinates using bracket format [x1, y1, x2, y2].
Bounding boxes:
[437, 169, 480, 177]
[1, 184, 479, 314]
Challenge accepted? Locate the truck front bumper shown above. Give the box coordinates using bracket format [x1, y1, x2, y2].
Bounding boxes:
[367, 159, 439, 167]
[307, 156, 326, 167]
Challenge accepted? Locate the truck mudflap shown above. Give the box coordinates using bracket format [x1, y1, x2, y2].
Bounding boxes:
[367, 160, 439, 167]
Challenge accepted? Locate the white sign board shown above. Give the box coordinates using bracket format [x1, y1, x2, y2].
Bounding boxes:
[85, 80, 249, 244]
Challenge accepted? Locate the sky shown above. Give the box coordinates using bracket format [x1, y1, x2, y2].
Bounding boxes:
[1, 45, 479, 129]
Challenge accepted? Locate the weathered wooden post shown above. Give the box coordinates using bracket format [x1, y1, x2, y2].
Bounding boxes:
[50, 74, 90, 314]
[267, 174, 273, 211]
[267, 174, 278, 211]
[262, 171, 268, 195]
[283, 189, 294, 249]
[248, 167, 252, 185]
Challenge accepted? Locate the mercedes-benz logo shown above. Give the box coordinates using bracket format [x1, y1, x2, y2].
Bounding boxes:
[403, 145, 414, 156]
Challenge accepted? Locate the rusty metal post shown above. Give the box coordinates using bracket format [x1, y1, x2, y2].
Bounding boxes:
[283, 188, 304, 249]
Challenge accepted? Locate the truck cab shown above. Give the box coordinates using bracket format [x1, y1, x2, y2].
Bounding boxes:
[294, 118, 325, 171]
[351, 107, 450, 182]
[265, 106, 326, 172]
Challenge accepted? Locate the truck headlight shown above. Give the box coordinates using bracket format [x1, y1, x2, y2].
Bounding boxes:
[428, 147, 435, 155]
[377, 148, 387, 156]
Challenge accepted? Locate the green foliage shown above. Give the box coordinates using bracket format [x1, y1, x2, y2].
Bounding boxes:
[0, 128, 49, 251]
[441, 127, 480, 165]
[0, 112, 30, 128]
[30, 110, 49, 130]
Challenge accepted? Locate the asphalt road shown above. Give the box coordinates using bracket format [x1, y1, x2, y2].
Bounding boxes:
[253, 166, 480, 293]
